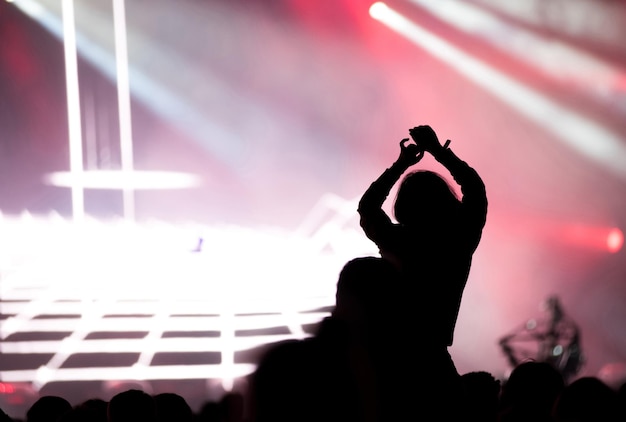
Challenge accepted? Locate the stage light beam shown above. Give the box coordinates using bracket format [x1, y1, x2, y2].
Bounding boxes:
[370, 2, 626, 181]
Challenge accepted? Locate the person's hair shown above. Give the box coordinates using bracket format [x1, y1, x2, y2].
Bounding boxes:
[27, 396, 72, 422]
[499, 361, 564, 417]
[552, 377, 620, 422]
[108, 389, 156, 422]
[154, 393, 192, 422]
[335, 257, 397, 306]
[393, 170, 460, 227]
[334, 256, 400, 335]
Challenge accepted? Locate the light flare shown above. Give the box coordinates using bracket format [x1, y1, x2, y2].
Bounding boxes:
[43, 170, 201, 190]
[607, 228, 624, 253]
[560, 225, 624, 253]
[369, 2, 389, 20]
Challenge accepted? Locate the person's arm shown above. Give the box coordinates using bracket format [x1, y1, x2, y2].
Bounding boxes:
[410, 126, 488, 249]
[357, 139, 423, 244]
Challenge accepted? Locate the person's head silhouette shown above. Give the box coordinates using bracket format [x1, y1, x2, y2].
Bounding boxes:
[394, 170, 460, 228]
[333, 256, 401, 341]
[108, 389, 156, 422]
[27, 396, 72, 422]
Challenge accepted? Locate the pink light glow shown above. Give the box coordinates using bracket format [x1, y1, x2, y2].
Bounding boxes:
[0, 383, 15, 394]
[561, 225, 625, 253]
[607, 228, 624, 253]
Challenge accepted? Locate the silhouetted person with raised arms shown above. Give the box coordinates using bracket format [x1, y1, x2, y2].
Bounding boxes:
[357, 124, 488, 415]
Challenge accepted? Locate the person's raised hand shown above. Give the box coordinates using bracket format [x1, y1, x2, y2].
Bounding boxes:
[397, 138, 424, 167]
[409, 125, 443, 154]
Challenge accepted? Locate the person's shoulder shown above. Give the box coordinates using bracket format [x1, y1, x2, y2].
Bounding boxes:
[252, 337, 321, 390]
[256, 337, 318, 370]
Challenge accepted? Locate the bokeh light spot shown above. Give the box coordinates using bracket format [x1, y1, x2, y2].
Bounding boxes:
[607, 228, 624, 253]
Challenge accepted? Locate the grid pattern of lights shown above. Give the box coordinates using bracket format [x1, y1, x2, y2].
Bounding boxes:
[0, 196, 376, 391]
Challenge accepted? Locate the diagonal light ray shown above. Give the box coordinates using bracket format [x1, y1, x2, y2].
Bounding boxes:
[408, 0, 626, 113]
[371, 2, 626, 180]
[11, 0, 244, 168]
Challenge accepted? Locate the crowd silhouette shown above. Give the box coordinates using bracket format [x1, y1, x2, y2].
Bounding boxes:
[2, 125, 626, 421]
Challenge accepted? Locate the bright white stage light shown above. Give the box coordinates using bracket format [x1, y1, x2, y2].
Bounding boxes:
[607, 228, 624, 253]
[0, 217, 336, 386]
[369, 2, 390, 20]
[44, 170, 201, 190]
[0, 198, 375, 389]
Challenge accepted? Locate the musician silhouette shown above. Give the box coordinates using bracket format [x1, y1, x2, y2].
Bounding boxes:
[499, 295, 584, 382]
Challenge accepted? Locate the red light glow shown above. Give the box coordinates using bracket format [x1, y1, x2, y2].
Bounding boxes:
[607, 228, 624, 253]
[0, 382, 15, 394]
[558, 224, 624, 253]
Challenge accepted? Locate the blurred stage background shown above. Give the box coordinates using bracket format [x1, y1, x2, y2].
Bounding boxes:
[1, 0, 626, 417]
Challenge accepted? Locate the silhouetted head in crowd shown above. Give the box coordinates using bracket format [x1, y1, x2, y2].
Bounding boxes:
[1, 407, 13, 422]
[195, 401, 220, 422]
[499, 361, 565, 422]
[219, 392, 245, 422]
[107, 389, 156, 422]
[58, 407, 101, 422]
[154, 393, 192, 422]
[552, 376, 621, 422]
[249, 256, 405, 422]
[77, 399, 107, 422]
[46, 398, 108, 422]
[461, 371, 501, 422]
[333, 256, 400, 339]
[27, 396, 72, 422]
[394, 170, 460, 229]
[618, 381, 626, 419]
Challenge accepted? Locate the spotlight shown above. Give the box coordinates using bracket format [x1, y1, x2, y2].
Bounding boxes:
[607, 228, 624, 253]
[558, 224, 624, 253]
[369, 2, 389, 20]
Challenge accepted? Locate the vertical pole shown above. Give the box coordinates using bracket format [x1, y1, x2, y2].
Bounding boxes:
[62, 0, 84, 222]
[113, 0, 135, 221]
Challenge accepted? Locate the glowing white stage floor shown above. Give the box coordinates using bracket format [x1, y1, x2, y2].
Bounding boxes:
[0, 199, 375, 391]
